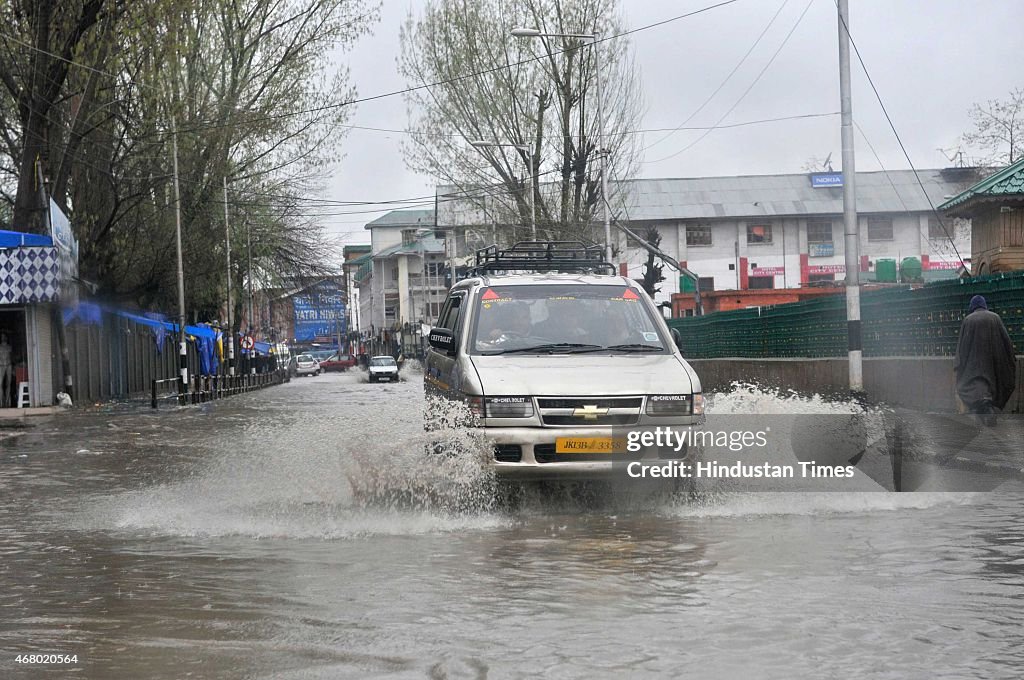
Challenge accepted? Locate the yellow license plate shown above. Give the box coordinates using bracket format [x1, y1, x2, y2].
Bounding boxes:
[555, 436, 626, 454]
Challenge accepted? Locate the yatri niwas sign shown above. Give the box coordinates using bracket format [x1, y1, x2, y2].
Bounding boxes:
[292, 283, 346, 342]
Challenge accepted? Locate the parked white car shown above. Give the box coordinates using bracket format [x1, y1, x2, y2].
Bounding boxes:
[294, 354, 320, 377]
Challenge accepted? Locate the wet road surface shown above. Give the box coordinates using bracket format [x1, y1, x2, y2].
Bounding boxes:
[2, 372, 1024, 678]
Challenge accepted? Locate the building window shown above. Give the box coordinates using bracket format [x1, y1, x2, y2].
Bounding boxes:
[698, 277, 715, 292]
[424, 262, 445, 277]
[747, 223, 772, 244]
[807, 221, 833, 244]
[401, 229, 415, 246]
[928, 216, 949, 239]
[686, 224, 712, 246]
[867, 216, 893, 241]
[808, 273, 835, 285]
[748, 275, 774, 289]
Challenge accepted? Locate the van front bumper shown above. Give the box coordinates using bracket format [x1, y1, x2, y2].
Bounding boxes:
[482, 424, 703, 480]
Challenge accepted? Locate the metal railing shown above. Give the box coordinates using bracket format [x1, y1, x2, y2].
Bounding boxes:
[151, 369, 289, 408]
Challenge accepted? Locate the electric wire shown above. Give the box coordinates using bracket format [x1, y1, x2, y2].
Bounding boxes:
[644, 0, 815, 165]
[832, 0, 967, 268]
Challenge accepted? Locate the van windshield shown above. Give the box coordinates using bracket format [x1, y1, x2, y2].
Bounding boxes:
[471, 284, 668, 354]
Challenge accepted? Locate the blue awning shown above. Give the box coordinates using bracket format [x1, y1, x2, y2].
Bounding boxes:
[0, 230, 53, 247]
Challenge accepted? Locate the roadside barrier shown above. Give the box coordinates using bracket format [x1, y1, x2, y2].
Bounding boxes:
[668, 271, 1024, 359]
[151, 369, 289, 408]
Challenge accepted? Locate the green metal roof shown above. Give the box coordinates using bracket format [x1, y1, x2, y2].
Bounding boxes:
[364, 209, 435, 229]
[939, 157, 1024, 212]
[344, 244, 371, 257]
[373, 237, 445, 259]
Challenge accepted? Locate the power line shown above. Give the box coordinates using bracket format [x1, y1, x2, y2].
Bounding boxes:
[832, 0, 966, 268]
[0, 0, 744, 139]
[340, 111, 838, 139]
[644, 0, 815, 165]
[640, 0, 791, 154]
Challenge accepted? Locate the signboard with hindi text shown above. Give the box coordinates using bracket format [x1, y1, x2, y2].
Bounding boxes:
[49, 199, 78, 304]
[293, 281, 346, 342]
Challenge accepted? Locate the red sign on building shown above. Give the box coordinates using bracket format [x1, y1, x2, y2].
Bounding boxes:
[808, 264, 845, 274]
[750, 266, 785, 276]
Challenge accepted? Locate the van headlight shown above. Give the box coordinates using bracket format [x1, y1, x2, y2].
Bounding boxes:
[485, 396, 534, 418]
[646, 394, 693, 416]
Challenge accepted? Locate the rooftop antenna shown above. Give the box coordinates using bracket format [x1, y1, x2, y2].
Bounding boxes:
[938, 145, 966, 168]
[823, 152, 834, 172]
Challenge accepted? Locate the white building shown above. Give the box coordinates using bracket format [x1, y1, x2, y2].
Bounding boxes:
[436, 168, 976, 308]
[357, 209, 447, 330]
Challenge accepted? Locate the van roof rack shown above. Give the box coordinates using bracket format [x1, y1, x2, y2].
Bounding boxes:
[469, 241, 616, 276]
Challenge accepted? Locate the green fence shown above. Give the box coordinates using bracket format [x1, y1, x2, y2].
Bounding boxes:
[667, 272, 1024, 359]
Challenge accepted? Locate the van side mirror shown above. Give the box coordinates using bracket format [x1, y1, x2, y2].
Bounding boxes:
[428, 327, 456, 355]
[670, 328, 682, 350]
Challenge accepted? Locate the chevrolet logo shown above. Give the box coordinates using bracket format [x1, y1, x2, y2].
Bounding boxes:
[572, 404, 609, 420]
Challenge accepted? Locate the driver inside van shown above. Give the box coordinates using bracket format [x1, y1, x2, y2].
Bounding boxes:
[479, 302, 532, 345]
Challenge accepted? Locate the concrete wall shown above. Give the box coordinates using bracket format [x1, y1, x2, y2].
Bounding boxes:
[689, 356, 1024, 414]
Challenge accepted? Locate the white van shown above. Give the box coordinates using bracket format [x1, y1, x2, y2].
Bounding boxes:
[424, 242, 704, 479]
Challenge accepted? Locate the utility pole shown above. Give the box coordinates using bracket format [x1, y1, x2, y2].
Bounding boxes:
[246, 219, 255, 375]
[593, 33, 612, 265]
[172, 117, 188, 403]
[223, 176, 234, 377]
[838, 0, 863, 393]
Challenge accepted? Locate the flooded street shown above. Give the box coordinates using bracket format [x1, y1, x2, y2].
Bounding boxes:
[2, 372, 1024, 679]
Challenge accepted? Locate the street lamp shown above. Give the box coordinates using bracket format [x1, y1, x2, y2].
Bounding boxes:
[469, 139, 536, 240]
[511, 27, 612, 263]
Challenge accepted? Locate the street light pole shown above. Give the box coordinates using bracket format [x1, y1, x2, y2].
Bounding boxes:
[172, 117, 188, 402]
[838, 0, 862, 393]
[511, 28, 610, 261]
[469, 139, 535, 240]
[223, 176, 234, 377]
[591, 33, 612, 265]
[246, 218, 255, 375]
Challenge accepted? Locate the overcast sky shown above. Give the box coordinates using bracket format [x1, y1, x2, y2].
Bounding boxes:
[325, 0, 1022, 248]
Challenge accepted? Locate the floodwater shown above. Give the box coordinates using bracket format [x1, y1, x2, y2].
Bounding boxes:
[2, 371, 1023, 679]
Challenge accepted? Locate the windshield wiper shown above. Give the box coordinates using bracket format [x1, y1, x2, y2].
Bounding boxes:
[480, 342, 603, 355]
[604, 343, 664, 352]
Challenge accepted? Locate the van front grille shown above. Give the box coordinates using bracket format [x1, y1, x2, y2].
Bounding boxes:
[536, 396, 643, 428]
[537, 398, 642, 409]
[541, 414, 638, 426]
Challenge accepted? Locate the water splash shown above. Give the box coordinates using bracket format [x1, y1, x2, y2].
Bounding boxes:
[76, 378, 981, 538]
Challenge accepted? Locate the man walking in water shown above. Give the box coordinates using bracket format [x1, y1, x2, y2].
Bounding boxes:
[954, 295, 1017, 425]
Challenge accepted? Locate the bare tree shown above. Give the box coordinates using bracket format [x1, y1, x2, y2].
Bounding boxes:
[0, 0, 378, 320]
[399, 0, 641, 247]
[638, 225, 664, 298]
[963, 87, 1023, 167]
[0, 0, 111, 233]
